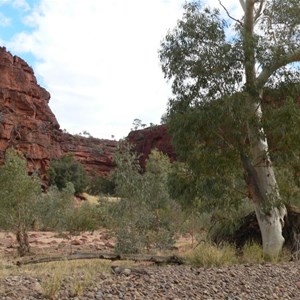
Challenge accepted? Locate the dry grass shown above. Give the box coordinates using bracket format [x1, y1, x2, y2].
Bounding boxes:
[0, 258, 112, 299]
[185, 240, 292, 268]
[82, 193, 121, 205]
[241, 242, 265, 264]
[184, 242, 238, 267]
[82, 193, 99, 205]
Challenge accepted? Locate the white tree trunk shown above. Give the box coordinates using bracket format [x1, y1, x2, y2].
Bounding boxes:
[254, 204, 286, 257]
[249, 101, 287, 257]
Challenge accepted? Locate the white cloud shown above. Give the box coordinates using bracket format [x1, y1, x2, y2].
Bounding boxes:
[0, 0, 10, 6]
[12, 0, 30, 11]
[0, 0, 30, 10]
[0, 12, 11, 26]
[7, 0, 242, 139]
[8, 0, 185, 139]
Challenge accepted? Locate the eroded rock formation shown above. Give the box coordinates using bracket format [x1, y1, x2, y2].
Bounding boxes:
[127, 125, 176, 169]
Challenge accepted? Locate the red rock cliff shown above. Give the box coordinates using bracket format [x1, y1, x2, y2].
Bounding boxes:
[0, 47, 117, 181]
[127, 125, 176, 169]
[0, 47, 176, 181]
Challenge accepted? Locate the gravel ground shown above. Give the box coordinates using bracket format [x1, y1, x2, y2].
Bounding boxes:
[1, 262, 300, 299]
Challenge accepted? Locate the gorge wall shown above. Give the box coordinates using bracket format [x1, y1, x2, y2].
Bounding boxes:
[0, 47, 174, 182]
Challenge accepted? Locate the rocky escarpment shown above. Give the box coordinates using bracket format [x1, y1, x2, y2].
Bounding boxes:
[0, 47, 175, 181]
[0, 47, 117, 181]
[127, 125, 176, 169]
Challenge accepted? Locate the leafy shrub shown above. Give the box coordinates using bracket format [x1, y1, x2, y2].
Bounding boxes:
[48, 155, 88, 194]
[111, 142, 181, 253]
[65, 202, 100, 233]
[115, 225, 147, 254]
[87, 176, 116, 196]
[35, 183, 75, 231]
[36, 183, 101, 232]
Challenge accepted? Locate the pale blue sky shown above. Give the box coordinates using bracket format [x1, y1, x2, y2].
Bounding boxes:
[0, 0, 241, 139]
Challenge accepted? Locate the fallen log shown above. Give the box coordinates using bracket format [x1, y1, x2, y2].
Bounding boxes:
[16, 252, 185, 266]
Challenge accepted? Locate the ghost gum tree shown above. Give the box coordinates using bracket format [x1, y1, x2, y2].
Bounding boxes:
[160, 0, 300, 257]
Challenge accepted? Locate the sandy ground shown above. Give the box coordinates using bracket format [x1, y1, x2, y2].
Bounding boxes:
[0, 230, 116, 258]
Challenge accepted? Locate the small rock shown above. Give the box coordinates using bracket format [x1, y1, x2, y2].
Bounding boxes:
[71, 240, 81, 245]
[123, 268, 131, 276]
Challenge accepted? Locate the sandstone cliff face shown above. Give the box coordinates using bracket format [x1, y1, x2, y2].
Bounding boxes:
[127, 125, 176, 169]
[0, 47, 63, 180]
[0, 47, 175, 181]
[0, 47, 117, 181]
[59, 133, 117, 176]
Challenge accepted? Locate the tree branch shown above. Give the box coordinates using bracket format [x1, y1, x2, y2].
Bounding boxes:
[218, 0, 242, 26]
[243, 0, 256, 89]
[256, 49, 300, 89]
[239, 0, 246, 12]
[254, 0, 264, 22]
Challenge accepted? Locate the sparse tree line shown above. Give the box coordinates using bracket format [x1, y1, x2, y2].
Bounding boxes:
[0, 145, 184, 257]
[1, 0, 300, 261]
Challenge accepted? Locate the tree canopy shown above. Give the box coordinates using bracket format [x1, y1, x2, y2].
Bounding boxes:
[160, 0, 300, 257]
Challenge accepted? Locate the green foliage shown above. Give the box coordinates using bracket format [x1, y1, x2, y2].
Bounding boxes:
[48, 155, 88, 194]
[0, 148, 41, 255]
[65, 202, 100, 233]
[208, 199, 254, 245]
[0, 149, 41, 229]
[159, 1, 300, 220]
[87, 176, 115, 196]
[110, 142, 180, 253]
[263, 86, 300, 164]
[160, 2, 243, 103]
[35, 183, 75, 231]
[275, 166, 300, 207]
[36, 183, 100, 232]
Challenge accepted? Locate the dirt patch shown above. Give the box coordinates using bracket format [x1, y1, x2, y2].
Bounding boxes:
[0, 230, 116, 258]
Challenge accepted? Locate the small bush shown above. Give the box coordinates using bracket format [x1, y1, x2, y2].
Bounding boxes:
[65, 203, 100, 233]
[35, 183, 75, 231]
[87, 176, 115, 196]
[115, 226, 147, 254]
[36, 184, 103, 233]
[48, 155, 88, 194]
[185, 242, 238, 267]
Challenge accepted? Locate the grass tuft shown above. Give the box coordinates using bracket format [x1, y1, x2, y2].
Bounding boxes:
[241, 242, 265, 264]
[185, 242, 238, 267]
